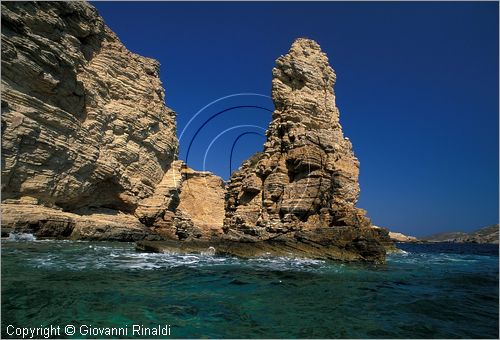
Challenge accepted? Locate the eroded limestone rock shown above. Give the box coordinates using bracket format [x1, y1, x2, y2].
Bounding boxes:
[0, 2, 186, 240]
[135, 160, 225, 241]
[1, 202, 162, 241]
[1, 2, 177, 212]
[2, 159, 226, 241]
[223, 38, 388, 262]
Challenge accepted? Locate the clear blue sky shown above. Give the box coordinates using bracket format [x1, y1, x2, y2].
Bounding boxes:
[92, 1, 498, 237]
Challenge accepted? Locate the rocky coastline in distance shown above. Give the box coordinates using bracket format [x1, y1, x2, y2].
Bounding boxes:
[421, 224, 499, 244]
[386, 224, 499, 245]
[3, 1, 395, 263]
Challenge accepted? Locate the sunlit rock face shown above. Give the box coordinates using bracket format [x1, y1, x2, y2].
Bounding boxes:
[1, 1, 181, 241]
[224, 38, 388, 261]
[1, 1, 178, 212]
[135, 160, 225, 241]
[1, 2, 227, 242]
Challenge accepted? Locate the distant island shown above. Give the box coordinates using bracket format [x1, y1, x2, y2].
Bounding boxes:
[387, 224, 499, 244]
[421, 224, 499, 244]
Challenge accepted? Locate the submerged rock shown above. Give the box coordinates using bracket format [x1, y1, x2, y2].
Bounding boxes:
[137, 224, 387, 263]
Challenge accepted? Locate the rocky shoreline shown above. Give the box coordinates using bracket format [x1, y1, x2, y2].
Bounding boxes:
[136, 224, 390, 263]
[1, 2, 393, 262]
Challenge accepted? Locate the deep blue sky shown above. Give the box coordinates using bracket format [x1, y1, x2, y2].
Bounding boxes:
[92, 1, 498, 237]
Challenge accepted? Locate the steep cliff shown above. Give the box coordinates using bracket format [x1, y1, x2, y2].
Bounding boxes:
[1, 2, 228, 241]
[223, 38, 388, 261]
[0, 2, 226, 240]
[1, 2, 178, 212]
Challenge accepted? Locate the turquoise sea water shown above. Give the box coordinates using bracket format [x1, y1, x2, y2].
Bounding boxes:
[1, 238, 498, 338]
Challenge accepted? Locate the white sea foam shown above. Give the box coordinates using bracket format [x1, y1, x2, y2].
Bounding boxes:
[8, 236, 487, 273]
[17, 240, 337, 273]
[247, 256, 330, 272]
[8, 232, 37, 241]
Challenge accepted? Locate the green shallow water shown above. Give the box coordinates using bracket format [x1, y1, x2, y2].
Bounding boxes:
[1, 239, 498, 338]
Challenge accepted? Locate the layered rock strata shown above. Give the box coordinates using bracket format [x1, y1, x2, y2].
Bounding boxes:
[422, 224, 499, 244]
[1, 2, 224, 241]
[2, 161, 225, 241]
[137, 39, 392, 263]
[2, 2, 177, 211]
[1, 198, 162, 241]
[222, 38, 388, 262]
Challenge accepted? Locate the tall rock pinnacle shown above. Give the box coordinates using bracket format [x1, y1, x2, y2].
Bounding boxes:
[272, 38, 339, 127]
[224, 38, 386, 260]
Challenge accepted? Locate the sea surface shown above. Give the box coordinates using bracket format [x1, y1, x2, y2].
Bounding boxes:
[2, 237, 498, 338]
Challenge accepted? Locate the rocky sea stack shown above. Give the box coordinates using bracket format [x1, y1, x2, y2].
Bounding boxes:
[1, 2, 391, 262]
[138, 39, 393, 262]
[221, 39, 391, 261]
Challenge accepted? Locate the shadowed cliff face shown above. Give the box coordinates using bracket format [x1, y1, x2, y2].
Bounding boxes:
[225, 38, 372, 238]
[1, 1, 178, 212]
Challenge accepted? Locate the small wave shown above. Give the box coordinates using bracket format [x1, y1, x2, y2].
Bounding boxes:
[246, 256, 330, 272]
[388, 248, 411, 256]
[8, 232, 37, 241]
[386, 249, 412, 263]
[387, 250, 484, 267]
[201, 246, 216, 256]
[434, 254, 480, 263]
